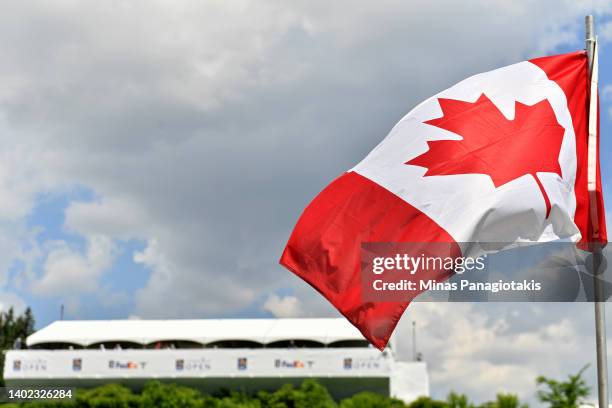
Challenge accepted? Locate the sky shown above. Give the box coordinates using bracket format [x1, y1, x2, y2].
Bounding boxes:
[2, 0, 612, 404]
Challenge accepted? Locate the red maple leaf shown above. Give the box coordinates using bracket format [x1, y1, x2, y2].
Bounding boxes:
[406, 93, 564, 217]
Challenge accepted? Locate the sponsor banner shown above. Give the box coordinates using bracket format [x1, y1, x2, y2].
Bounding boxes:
[4, 348, 391, 379]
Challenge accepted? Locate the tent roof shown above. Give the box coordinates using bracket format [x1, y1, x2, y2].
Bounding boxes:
[26, 318, 365, 347]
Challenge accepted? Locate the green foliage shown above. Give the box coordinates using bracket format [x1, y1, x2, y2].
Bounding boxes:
[294, 379, 337, 408]
[1, 383, 531, 408]
[76, 383, 141, 408]
[210, 392, 262, 408]
[255, 379, 335, 408]
[6, 380, 407, 408]
[446, 392, 474, 408]
[0, 307, 36, 385]
[406, 396, 447, 408]
[256, 383, 297, 408]
[480, 393, 528, 408]
[402, 391, 526, 408]
[139, 381, 205, 408]
[536, 365, 590, 408]
[340, 391, 406, 408]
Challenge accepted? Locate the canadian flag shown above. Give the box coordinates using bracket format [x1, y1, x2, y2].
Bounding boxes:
[280, 51, 606, 350]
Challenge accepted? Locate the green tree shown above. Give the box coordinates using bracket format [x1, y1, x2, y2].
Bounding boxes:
[76, 383, 140, 408]
[256, 383, 297, 408]
[536, 366, 590, 408]
[340, 391, 407, 408]
[447, 392, 474, 408]
[139, 381, 206, 408]
[407, 396, 448, 408]
[0, 307, 36, 385]
[256, 380, 336, 408]
[480, 393, 528, 408]
[214, 391, 262, 408]
[294, 379, 337, 408]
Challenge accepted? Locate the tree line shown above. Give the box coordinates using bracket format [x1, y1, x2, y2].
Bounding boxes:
[0, 367, 592, 408]
[0, 307, 35, 386]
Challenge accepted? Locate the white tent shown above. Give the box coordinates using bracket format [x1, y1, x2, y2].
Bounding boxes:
[26, 318, 365, 347]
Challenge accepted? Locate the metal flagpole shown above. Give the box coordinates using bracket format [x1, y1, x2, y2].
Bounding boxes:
[585, 15, 609, 408]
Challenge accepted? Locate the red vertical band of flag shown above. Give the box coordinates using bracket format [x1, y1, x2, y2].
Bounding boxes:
[280, 171, 459, 350]
[529, 51, 607, 246]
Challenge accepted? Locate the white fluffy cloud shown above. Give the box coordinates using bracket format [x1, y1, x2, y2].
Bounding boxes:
[600, 18, 612, 42]
[31, 235, 115, 296]
[262, 294, 303, 318]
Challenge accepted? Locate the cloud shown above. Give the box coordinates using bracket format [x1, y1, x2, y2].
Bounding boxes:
[31, 235, 115, 297]
[132, 238, 258, 315]
[0, 291, 27, 314]
[600, 19, 612, 42]
[65, 197, 149, 240]
[262, 294, 303, 318]
[603, 86, 612, 119]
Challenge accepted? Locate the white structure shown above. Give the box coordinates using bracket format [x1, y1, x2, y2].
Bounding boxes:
[4, 318, 429, 402]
